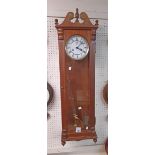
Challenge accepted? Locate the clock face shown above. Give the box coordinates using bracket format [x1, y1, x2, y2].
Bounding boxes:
[65, 35, 89, 60]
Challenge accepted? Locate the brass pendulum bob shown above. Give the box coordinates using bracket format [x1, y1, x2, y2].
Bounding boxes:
[73, 113, 78, 127]
[73, 113, 84, 128]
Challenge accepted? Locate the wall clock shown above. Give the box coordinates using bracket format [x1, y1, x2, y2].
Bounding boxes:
[55, 8, 98, 146]
[47, 82, 53, 118]
[103, 82, 108, 154]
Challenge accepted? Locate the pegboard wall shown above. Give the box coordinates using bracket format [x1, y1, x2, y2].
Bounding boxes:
[47, 17, 108, 153]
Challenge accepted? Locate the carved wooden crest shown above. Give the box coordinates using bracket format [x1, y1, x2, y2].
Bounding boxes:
[55, 8, 98, 40]
[55, 8, 98, 28]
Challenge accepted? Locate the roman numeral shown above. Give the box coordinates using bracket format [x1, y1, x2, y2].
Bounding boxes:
[80, 40, 85, 45]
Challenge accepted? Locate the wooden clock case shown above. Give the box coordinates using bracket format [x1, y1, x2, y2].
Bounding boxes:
[55, 8, 98, 146]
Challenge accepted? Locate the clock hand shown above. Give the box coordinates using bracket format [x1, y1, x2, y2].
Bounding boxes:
[76, 46, 82, 51]
[77, 40, 85, 48]
[77, 43, 82, 48]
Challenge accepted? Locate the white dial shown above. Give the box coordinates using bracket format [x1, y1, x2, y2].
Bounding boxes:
[65, 35, 89, 60]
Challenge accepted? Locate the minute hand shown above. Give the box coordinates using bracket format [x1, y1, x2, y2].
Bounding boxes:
[77, 42, 83, 48]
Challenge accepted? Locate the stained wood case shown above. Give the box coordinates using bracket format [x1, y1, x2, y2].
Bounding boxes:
[55, 9, 98, 145]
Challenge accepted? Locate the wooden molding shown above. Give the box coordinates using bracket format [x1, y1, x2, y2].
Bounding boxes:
[55, 8, 98, 29]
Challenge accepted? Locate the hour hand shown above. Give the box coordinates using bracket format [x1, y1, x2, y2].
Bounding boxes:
[76, 47, 82, 51]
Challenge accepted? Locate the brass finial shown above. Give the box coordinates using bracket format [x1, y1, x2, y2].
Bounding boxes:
[95, 20, 99, 26]
[75, 8, 79, 22]
[55, 19, 58, 26]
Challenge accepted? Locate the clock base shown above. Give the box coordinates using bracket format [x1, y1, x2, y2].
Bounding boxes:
[61, 130, 97, 146]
